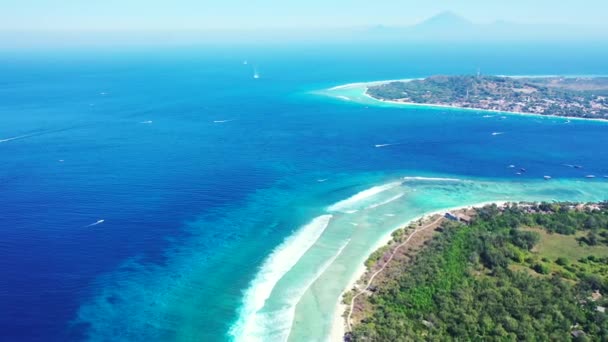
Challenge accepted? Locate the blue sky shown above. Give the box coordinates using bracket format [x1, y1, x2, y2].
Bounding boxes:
[1, 0, 607, 31]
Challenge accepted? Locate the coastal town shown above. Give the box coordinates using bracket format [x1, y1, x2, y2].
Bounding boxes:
[367, 75, 608, 119]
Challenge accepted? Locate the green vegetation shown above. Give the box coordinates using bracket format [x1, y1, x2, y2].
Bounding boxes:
[367, 75, 608, 119]
[365, 245, 391, 268]
[349, 203, 608, 341]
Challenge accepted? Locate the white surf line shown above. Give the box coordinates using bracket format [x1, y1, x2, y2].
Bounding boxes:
[402, 176, 463, 182]
[229, 215, 333, 341]
[328, 182, 402, 213]
[345, 215, 444, 332]
[282, 239, 351, 342]
[366, 193, 405, 210]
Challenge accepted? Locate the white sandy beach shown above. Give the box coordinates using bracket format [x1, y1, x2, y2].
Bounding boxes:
[362, 89, 608, 123]
[322, 76, 608, 124]
[328, 200, 509, 341]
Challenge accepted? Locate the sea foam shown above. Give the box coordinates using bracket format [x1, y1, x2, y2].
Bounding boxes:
[232, 240, 350, 342]
[402, 176, 463, 182]
[229, 215, 333, 341]
[366, 193, 405, 209]
[327, 182, 402, 213]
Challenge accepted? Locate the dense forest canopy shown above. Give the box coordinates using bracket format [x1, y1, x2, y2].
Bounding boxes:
[350, 202, 608, 341]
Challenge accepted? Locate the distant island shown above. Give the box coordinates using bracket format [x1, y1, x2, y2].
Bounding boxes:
[344, 202, 608, 341]
[367, 75, 608, 119]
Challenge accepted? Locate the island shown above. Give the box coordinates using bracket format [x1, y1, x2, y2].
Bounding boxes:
[344, 202, 608, 341]
[367, 75, 608, 119]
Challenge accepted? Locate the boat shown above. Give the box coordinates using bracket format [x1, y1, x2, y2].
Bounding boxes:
[520, 168, 527, 173]
[544, 176, 552, 180]
[585, 175, 596, 179]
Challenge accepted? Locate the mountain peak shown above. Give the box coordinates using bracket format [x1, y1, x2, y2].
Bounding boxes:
[414, 11, 474, 29]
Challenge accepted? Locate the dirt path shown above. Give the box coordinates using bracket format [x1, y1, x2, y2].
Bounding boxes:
[345, 215, 445, 332]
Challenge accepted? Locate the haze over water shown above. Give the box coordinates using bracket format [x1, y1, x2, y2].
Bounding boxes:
[2, 42, 608, 341]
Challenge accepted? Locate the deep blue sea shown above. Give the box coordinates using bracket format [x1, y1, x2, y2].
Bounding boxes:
[1, 41, 608, 341]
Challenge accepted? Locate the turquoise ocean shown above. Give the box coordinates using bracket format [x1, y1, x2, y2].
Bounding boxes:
[1, 42, 608, 341]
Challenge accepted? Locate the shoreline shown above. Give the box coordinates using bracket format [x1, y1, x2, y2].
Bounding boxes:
[321, 76, 608, 123]
[326, 74, 608, 92]
[363, 89, 608, 124]
[329, 200, 509, 341]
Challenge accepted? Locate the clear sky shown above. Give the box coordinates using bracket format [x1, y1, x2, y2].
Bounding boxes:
[1, 0, 607, 31]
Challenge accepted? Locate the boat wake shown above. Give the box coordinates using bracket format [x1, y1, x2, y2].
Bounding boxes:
[85, 219, 105, 228]
[0, 125, 92, 144]
[0, 135, 32, 143]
